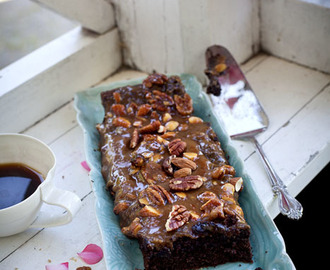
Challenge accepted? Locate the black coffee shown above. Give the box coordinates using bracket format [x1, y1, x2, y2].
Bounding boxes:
[0, 163, 44, 210]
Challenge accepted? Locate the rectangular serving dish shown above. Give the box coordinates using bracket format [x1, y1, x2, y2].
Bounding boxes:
[74, 74, 294, 270]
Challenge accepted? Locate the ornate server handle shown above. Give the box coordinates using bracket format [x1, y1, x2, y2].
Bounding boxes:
[251, 137, 303, 219]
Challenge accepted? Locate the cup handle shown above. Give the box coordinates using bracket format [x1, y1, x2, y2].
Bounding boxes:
[29, 181, 82, 228]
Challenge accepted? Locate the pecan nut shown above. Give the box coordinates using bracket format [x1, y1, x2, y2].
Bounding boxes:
[174, 93, 193, 115]
[111, 104, 126, 116]
[139, 184, 174, 206]
[197, 191, 218, 204]
[168, 138, 186, 156]
[211, 165, 236, 179]
[113, 201, 130, 215]
[200, 198, 225, 220]
[171, 157, 197, 170]
[121, 217, 143, 238]
[113, 117, 131, 128]
[130, 128, 139, 149]
[113, 91, 121, 103]
[137, 104, 152, 116]
[143, 73, 168, 88]
[153, 90, 174, 106]
[169, 175, 203, 191]
[139, 120, 161, 134]
[165, 205, 191, 232]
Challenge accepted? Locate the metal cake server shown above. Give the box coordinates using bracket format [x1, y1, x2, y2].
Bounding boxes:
[205, 45, 303, 219]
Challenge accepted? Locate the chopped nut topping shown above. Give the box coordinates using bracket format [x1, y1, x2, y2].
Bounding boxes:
[174, 93, 193, 115]
[157, 135, 169, 146]
[161, 132, 176, 139]
[137, 104, 152, 116]
[113, 91, 121, 103]
[139, 205, 161, 217]
[190, 211, 200, 221]
[162, 112, 172, 123]
[113, 117, 131, 128]
[173, 167, 192, 178]
[229, 177, 244, 192]
[130, 128, 139, 149]
[183, 152, 198, 160]
[143, 73, 168, 88]
[221, 183, 235, 196]
[152, 90, 174, 106]
[157, 125, 166, 134]
[139, 120, 161, 134]
[165, 121, 179, 131]
[121, 217, 143, 238]
[169, 175, 204, 191]
[171, 157, 197, 170]
[113, 201, 130, 214]
[197, 191, 218, 204]
[131, 155, 145, 167]
[175, 192, 186, 199]
[111, 104, 126, 116]
[162, 155, 176, 175]
[211, 165, 236, 179]
[133, 120, 143, 127]
[188, 116, 203, 124]
[165, 205, 191, 232]
[168, 139, 186, 156]
[200, 198, 225, 220]
[139, 185, 174, 206]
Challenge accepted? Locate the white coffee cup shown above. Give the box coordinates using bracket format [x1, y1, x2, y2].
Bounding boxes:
[0, 133, 82, 237]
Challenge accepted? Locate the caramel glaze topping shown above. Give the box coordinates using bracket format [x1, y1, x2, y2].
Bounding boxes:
[97, 74, 249, 250]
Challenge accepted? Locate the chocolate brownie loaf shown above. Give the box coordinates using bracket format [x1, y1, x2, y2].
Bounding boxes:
[96, 73, 253, 269]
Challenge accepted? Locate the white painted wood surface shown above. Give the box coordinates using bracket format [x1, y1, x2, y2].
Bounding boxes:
[0, 27, 121, 134]
[261, 0, 330, 73]
[34, 0, 116, 34]
[0, 55, 329, 269]
[113, 0, 259, 82]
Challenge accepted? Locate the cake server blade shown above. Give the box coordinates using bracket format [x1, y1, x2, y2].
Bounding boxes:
[205, 45, 303, 219]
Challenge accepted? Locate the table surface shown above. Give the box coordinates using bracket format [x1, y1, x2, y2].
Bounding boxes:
[1, 53, 329, 269]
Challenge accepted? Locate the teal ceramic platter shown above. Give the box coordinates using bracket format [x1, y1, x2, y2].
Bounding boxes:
[74, 74, 294, 270]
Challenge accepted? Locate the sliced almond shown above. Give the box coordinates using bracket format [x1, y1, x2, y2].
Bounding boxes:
[133, 120, 143, 127]
[138, 197, 149, 206]
[151, 153, 163, 163]
[158, 125, 166, 133]
[161, 132, 176, 139]
[162, 112, 172, 123]
[188, 116, 203, 124]
[165, 121, 179, 131]
[229, 177, 243, 192]
[157, 135, 169, 146]
[141, 152, 154, 159]
[190, 211, 200, 221]
[175, 192, 186, 199]
[139, 205, 161, 217]
[183, 152, 198, 160]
